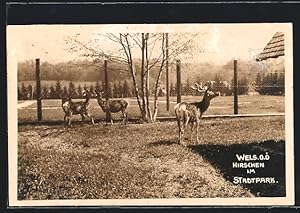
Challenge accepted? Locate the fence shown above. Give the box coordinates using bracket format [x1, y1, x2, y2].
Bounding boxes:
[17, 58, 285, 123]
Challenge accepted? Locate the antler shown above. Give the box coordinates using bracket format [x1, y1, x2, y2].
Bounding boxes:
[203, 81, 216, 90]
[191, 82, 207, 92]
[191, 81, 217, 92]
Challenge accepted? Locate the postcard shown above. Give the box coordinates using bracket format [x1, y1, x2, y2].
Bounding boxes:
[7, 23, 294, 206]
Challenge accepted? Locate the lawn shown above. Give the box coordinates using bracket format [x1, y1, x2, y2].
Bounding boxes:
[18, 116, 285, 200]
[17, 95, 285, 122]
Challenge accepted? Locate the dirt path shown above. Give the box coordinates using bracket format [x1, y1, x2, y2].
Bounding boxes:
[17, 100, 35, 109]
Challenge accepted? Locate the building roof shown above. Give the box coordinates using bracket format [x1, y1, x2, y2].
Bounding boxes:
[256, 32, 284, 61]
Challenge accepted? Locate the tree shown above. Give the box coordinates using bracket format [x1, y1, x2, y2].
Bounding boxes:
[278, 73, 285, 95]
[49, 84, 56, 99]
[170, 81, 176, 97]
[256, 72, 285, 95]
[237, 77, 249, 95]
[113, 82, 119, 98]
[122, 80, 131, 97]
[255, 72, 262, 93]
[77, 85, 83, 98]
[19, 83, 28, 100]
[32, 86, 37, 100]
[66, 32, 201, 122]
[118, 81, 123, 98]
[213, 74, 230, 96]
[107, 82, 113, 98]
[55, 81, 62, 99]
[95, 81, 102, 94]
[27, 84, 33, 100]
[68, 81, 77, 98]
[42, 86, 49, 99]
[62, 86, 68, 98]
[184, 77, 192, 96]
[89, 84, 95, 95]
[83, 84, 88, 91]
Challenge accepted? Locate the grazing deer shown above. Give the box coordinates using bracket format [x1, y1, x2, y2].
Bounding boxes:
[174, 81, 220, 145]
[62, 90, 95, 126]
[94, 90, 129, 125]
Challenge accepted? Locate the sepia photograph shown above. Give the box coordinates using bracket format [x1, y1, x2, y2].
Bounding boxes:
[7, 23, 294, 206]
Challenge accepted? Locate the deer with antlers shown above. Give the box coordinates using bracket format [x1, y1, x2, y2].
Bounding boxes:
[62, 90, 95, 126]
[94, 90, 129, 125]
[174, 81, 220, 145]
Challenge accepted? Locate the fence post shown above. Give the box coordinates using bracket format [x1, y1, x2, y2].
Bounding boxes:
[35, 58, 42, 121]
[104, 59, 109, 122]
[166, 33, 170, 111]
[233, 59, 238, 114]
[176, 59, 181, 103]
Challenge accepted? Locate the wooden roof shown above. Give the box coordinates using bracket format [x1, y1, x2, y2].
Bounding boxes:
[256, 32, 284, 61]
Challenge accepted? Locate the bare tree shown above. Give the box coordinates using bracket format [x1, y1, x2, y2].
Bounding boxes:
[66, 32, 202, 122]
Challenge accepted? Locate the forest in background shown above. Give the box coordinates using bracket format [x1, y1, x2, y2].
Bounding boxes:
[17, 58, 285, 100]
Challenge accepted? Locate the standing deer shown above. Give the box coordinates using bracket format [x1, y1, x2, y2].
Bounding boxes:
[94, 90, 129, 125]
[62, 90, 95, 126]
[174, 81, 220, 145]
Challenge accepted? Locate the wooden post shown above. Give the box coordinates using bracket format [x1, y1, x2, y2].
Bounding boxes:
[35, 58, 42, 121]
[104, 59, 109, 122]
[233, 59, 238, 114]
[176, 60, 181, 104]
[166, 33, 170, 111]
[104, 59, 109, 100]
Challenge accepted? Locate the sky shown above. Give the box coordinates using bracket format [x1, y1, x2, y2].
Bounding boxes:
[7, 23, 292, 65]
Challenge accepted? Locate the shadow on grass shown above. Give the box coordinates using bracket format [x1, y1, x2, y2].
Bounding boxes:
[188, 140, 285, 197]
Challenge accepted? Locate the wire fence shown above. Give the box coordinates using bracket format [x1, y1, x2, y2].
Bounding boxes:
[17, 59, 285, 123]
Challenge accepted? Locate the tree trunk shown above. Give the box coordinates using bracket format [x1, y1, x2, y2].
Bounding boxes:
[130, 65, 143, 117]
[122, 33, 146, 121]
[140, 33, 147, 121]
[153, 70, 163, 122]
[145, 68, 153, 121]
[153, 34, 166, 122]
[145, 33, 153, 122]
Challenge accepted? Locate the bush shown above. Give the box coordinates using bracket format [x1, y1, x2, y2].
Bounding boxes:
[255, 72, 284, 95]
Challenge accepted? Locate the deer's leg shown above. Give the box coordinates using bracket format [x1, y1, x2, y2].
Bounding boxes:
[183, 112, 190, 132]
[125, 111, 128, 124]
[68, 112, 73, 126]
[178, 120, 183, 144]
[81, 113, 85, 121]
[190, 118, 194, 142]
[64, 114, 67, 126]
[121, 110, 127, 125]
[196, 117, 201, 143]
[176, 114, 182, 144]
[179, 112, 190, 145]
[108, 112, 113, 125]
[106, 112, 113, 125]
[85, 112, 95, 125]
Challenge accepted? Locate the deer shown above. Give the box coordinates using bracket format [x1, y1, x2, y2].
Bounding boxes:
[62, 90, 95, 126]
[174, 81, 220, 145]
[94, 90, 129, 125]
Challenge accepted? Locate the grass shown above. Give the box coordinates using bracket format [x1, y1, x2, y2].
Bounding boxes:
[18, 95, 285, 122]
[18, 116, 285, 199]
